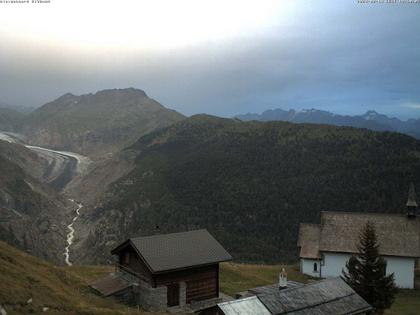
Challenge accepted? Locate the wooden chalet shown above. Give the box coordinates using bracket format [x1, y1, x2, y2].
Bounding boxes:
[108, 229, 232, 311]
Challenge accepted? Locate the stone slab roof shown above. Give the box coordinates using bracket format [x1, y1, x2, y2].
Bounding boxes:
[248, 281, 304, 296]
[112, 229, 232, 273]
[298, 211, 420, 258]
[218, 296, 271, 315]
[258, 278, 372, 315]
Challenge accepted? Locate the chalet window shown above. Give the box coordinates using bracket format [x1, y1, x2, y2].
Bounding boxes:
[124, 252, 130, 265]
[313, 262, 318, 272]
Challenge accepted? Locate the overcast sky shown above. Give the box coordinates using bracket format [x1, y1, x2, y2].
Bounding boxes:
[1, 0, 420, 119]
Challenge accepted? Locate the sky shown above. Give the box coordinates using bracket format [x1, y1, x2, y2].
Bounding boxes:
[0, 0, 420, 119]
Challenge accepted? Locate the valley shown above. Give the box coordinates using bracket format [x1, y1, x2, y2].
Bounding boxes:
[1, 88, 420, 268]
[0, 131, 92, 191]
[0, 89, 420, 264]
[0, 130, 91, 265]
[0, 89, 186, 266]
[1, 89, 420, 315]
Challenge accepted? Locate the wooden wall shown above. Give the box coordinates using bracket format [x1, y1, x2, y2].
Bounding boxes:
[116, 244, 220, 304]
[154, 264, 219, 303]
[118, 246, 153, 284]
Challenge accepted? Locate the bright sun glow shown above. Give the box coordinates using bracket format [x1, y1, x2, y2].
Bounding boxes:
[0, 0, 289, 52]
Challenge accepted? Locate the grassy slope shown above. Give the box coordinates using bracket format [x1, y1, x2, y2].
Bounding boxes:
[219, 262, 420, 315]
[1, 240, 417, 314]
[219, 263, 310, 296]
[0, 241, 161, 315]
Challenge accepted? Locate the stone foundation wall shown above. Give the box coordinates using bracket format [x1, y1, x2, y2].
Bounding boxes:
[179, 281, 187, 307]
[117, 270, 191, 310]
[138, 280, 167, 311]
[113, 286, 139, 306]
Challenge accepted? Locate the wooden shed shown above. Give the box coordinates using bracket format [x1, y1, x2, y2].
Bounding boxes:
[110, 229, 232, 309]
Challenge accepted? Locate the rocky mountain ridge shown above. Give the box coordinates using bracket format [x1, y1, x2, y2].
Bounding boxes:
[235, 108, 420, 139]
[22, 88, 185, 157]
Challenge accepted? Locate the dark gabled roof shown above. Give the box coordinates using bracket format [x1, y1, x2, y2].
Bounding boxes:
[111, 229, 232, 273]
[258, 278, 372, 315]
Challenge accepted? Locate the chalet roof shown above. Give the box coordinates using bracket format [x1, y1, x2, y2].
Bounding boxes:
[298, 211, 420, 259]
[297, 224, 321, 259]
[318, 211, 420, 258]
[218, 296, 271, 315]
[258, 278, 372, 315]
[89, 273, 131, 297]
[111, 229, 232, 273]
[248, 281, 304, 296]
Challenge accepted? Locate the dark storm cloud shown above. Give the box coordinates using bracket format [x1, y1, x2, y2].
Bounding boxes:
[1, 1, 420, 119]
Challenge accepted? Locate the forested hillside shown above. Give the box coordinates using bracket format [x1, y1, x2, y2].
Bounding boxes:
[78, 115, 420, 263]
[0, 241, 159, 315]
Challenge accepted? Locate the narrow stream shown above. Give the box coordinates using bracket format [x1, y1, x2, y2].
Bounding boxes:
[64, 199, 83, 266]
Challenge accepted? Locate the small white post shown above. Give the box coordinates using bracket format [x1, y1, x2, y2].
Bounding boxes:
[279, 268, 287, 289]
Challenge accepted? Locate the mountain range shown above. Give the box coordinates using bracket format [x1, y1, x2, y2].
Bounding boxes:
[235, 108, 420, 139]
[2, 88, 420, 266]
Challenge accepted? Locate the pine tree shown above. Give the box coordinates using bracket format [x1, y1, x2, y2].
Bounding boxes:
[342, 221, 397, 314]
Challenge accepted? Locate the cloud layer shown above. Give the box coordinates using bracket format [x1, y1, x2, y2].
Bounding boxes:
[0, 1, 419, 119]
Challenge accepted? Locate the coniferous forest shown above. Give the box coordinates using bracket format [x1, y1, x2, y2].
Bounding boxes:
[82, 115, 420, 263]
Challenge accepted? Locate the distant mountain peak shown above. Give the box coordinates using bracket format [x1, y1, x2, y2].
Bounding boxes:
[362, 110, 380, 120]
[59, 92, 76, 99]
[235, 107, 420, 139]
[301, 108, 318, 113]
[94, 87, 148, 97]
[56, 88, 149, 102]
